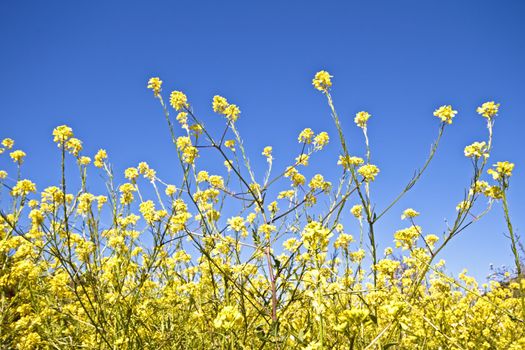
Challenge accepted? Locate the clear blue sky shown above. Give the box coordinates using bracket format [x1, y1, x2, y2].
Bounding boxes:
[1, 0, 524, 281]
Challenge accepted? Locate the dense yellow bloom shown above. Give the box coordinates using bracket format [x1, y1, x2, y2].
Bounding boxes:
[354, 111, 371, 128]
[11, 179, 36, 196]
[223, 104, 241, 122]
[309, 174, 330, 192]
[227, 216, 245, 232]
[357, 164, 380, 182]
[350, 204, 363, 219]
[401, 208, 420, 220]
[298, 128, 314, 144]
[394, 226, 422, 249]
[76, 193, 95, 215]
[65, 137, 83, 156]
[208, 175, 224, 189]
[464, 141, 488, 158]
[258, 223, 276, 240]
[213, 306, 243, 330]
[119, 183, 137, 205]
[10, 150, 26, 164]
[487, 161, 514, 180]
[477, 101, 500, 118]
[302, 221, 332, 251]
[212, 95, 229, 113]
[125, 167, 139, 181]
[485, 185, 504, 199]
[313, 131, 329, 150]
[52, 125, 74, 144]
[147, 77, 162, 97]
[176, 136, 198, 164]
[433, 105, 457, 124]
[170, 91, 189, 111]
[312, 70, 332, 91]
[94, 149, 107, 168]
[165, 184, 176, 196]
[334, 233, 354, 249]
[2, 138, 14, 149]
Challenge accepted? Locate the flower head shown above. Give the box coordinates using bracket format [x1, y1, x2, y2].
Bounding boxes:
[10, 150, 26, 164]
[357, 164, 380, 182]
[312, 70, 333, 92]
[52, 125, 74, 145]
[433, 105, 457, 124]
[477, 101, 500, 119]
[170, 91, 189, 111]
[354, 111, 371, 128]
[147, 77, 162, 97]
[401, 208, 420, 220]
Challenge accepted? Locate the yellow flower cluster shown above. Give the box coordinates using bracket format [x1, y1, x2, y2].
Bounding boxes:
[354, 111, 371, 128]
[464, 141, 488, 158]
[147, 77, 162, 97]
[170, 91, 189, 111]
[487, 161, 514, 180]
[357, 164, 380, 182]
[312, 70, 332, 91]
[433, 105, 457, 124]
[0, 74, 522, 350]
[212, 95, 240, 122]
[477, 101, 500, 118]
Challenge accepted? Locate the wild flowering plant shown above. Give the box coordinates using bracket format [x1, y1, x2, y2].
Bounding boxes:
[0, 72, 524, 349]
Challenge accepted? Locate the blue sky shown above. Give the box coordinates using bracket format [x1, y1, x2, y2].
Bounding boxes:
[1, 0, 524, 281]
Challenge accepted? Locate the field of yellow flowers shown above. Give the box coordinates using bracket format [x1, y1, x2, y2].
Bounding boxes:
[1, 71, 524, 349]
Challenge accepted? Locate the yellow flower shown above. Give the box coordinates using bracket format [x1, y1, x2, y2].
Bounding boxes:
[338, 155, 364, 169]
[309, 174, 330, 192]
[357, 164, 380, 182]
[65, 138, 83, 156]
[213, 306, 243, 330]
[52, 125, 74, 144]
[262, 146, 272, 161]
[350, 204, 363, 219]
[334, 233, 354, 249]
[477, 101, 500, 118]
[401, 208, 420, 220]
[10, 150, 26, 164]
[2, 138, 14, 149]
[354, 111, 371, 128]
[295, 154, 309, 166]
[487, 161, 514, 180]
[212, 95, 229, 113]
[313, 132, 329, 150]
[147, 77, 162, 97]
[227, 216, 245, 232]
[298, 128, 314, 144]
[223, 104, 240, 122]
[78, 156, 91, 165]
[464, 141, 488, 158]
[433, 105, 457, 124]
[165, 185, 177, 196]
[225, 140, 235, 150]
[0, 170, 7, 179]
[170, 91, 189, 111]
[312, 70, 333, 91]
[12, 179, 37, 196]
[94, 149, 107, 168]
[125, 167, 139, 181]
[208, 175, 224, 189]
